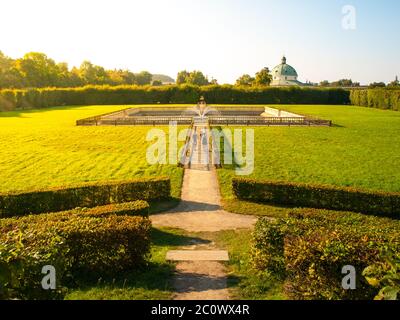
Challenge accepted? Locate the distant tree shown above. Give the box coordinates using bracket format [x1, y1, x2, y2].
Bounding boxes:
[188, 71, 209, 86]
[369, 82, 386, 88]
[0, 51, 165, 88]
[235, 74, 255, 86]
[176, 70, 209, 86]
[151, 80, 163, 86]
[120, 70, 137, 85]
[319, 80, 330, 87]
[176, 70, 190, 85]
[0, 51, 23, 88]
[329, 79, 360, 87]
[135, 71, 152, 85]
[254, 67, 272, 86]
[210, 78, 218, 85]
[15, 52, 61, 87]
[388, 76, 399, 88]
[78, 61, 110, 85]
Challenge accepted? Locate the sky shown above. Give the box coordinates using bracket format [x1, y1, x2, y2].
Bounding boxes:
[1, 0, 399, 84]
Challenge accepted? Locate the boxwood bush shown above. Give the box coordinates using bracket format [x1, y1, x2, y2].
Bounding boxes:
[252, 209, 400, 300]
[0, 177, 170, 217]
[233, 178, 400, 218]
[0, 209, 152, 300]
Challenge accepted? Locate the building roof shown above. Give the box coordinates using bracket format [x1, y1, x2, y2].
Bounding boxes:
[271, 56, 298, 77]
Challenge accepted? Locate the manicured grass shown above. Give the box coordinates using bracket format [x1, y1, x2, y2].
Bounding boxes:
[0, 105, 184, 197]
[65, 227, 191, 300]
[217, 105, 400, 199]
[204, 230, 285, 300]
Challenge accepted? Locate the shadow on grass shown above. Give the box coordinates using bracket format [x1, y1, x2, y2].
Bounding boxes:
[151, 228, 211, 247]
[221, 198, 296, 219]
[148, 198, 181, 215]
[0, 105, 93, 118]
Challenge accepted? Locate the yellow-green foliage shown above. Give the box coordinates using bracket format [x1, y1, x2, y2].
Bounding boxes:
[253, 209, 400, 300]
[0, 105, 183, 197]
[0, 211, 152, 300]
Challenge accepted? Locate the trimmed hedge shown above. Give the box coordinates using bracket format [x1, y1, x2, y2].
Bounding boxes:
[253, 209, 400, 300]
[350, 88, 400, 111]
[78, 200, 150, 217]
[0, 177, 170, 218]
[0, 211, 152, 299]
[233, 178, 400, 218]
[0, 85, 350, 111]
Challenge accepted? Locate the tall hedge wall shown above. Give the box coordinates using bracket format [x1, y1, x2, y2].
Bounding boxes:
[233, 178, 400, 218]
[0, 177, 170, 217]
[0, 85, 350, 111]
[350, 88, 400, 111]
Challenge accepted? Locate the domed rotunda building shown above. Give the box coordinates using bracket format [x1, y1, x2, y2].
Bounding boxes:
[271, 56, 305, 87]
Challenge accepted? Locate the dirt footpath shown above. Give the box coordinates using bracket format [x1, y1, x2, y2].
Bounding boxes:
[151, 168, 256, 300]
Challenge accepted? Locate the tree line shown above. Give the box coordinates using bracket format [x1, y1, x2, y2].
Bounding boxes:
[319, 77, 400, 88]
[0, 51, 156, 89]
[2, 50, 398, 89]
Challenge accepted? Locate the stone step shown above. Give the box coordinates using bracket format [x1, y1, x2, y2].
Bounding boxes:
[166, 250, 229, 262]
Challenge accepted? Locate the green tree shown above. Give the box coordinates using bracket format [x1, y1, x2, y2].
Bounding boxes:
[78, 61, 110, 85]
[235, 74, 255, 86]
[388, 76, 399, 88]
[369, 82, 386, 88]
[254, 67, 272, 86]
[15, 52, 61, 87]
[0, 51, 23, 88]
[187, 71, 209, 86]
[331, 79, 360, 87]
[176, 70, 209, 86]
[210, 78, 218, 85]
[135, 71, 152, 85]
[176, 70, 190, 85]
[319, 80, 330, 87]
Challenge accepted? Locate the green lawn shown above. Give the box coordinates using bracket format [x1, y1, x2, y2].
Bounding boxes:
[0, 105, 184, 197]
[218, 105, 400, 199]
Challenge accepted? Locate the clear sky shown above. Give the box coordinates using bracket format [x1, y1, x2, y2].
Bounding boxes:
[1, 0, 399, 84]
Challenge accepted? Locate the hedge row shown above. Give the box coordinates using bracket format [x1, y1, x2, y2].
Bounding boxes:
[350, 89, 400, 111]
[233, 178, 400, 218]
[76, 200, 150, 217]
[0, 177, 170, 218]
[252, 209, 400, 300]
[0, 85, 350, 111]
[0, 210, 152, 299]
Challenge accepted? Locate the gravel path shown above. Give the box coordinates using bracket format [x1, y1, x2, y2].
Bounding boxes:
[151, 168, 256, 300]
[151, 169, 256, 232]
